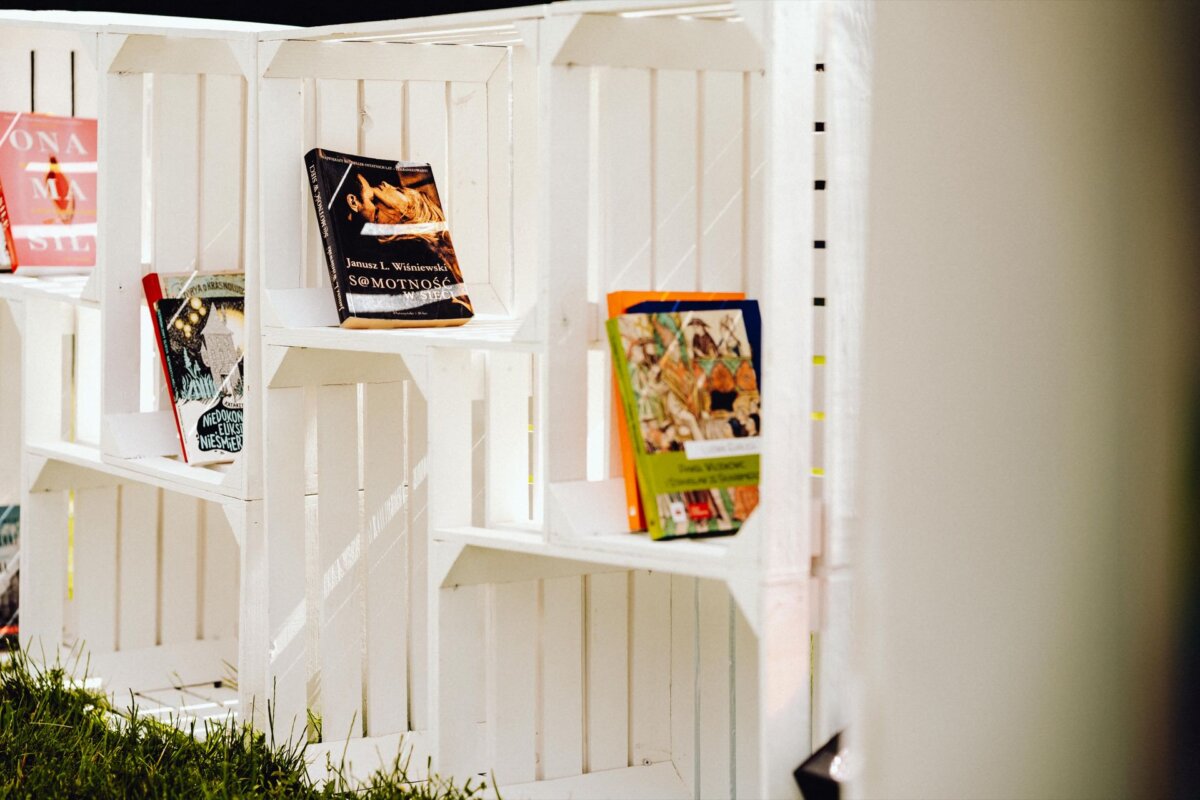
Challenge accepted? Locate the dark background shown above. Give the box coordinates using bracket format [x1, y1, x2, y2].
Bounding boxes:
[0, 0, 520, 27]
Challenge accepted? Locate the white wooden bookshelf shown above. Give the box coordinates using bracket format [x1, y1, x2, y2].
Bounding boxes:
[0, 3, 873, 798]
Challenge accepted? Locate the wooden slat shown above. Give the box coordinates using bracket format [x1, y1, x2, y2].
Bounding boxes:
[699, 70, 744, 292]
[629, 570, 671, 766]
[405, 366, 430, 731]
[198, 74, 245, 270]
[487, 581, 539, 785]
[264, 40, 504, 84]
[158, 491, 200, 645]
[670, 575, 697, 797]
[0, 36, 32, 111]
[599, 67, 652, 292]
[486, 351, 531, 525]
[552, 15, 764, 73]
[74, 307, 102, 444]
[203, 500, 239, 641]
[585, 571, 629, 773]
[309, 78, 358, 291]
[406, 80, 449, 204]
[18, 490, 69, 653]
[258, 77, 305, 295]
[362, 381, 408, 735]
[117, 484, 159, 651]
[733, 600, 760, 800]
[316, 383, 364, 740]
[361, 79, 404, 157]
[486, 59, 514, 314]
[698, 579, 732, 799]
[32, 44, 73, 115]
[743, 71, 765, 298]
[448, 82, 490, 288]
[265, 385, 308, 736]
[653, 69, 698, 292]
[72, 487, 119, 654]
[74, 40, 98, 117]
[540, 575, 583, 780]
[152, 73, 201, 271]
[509, 34, 539, 318]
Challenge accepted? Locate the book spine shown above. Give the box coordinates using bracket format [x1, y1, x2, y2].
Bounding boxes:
[606, 318, 665, 538]
[0, 179, 17, 272]
[143, 275, 188, 462]
[304, 152, 349, 322]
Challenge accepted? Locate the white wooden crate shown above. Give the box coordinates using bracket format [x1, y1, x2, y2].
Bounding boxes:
[0, 3, 872, 798]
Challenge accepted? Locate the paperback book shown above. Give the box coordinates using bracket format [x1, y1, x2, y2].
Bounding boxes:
[0, 112, 97, 273]
[304, 148, 474, 329]
[606, 291, 744, 531]
[608, 300, 761, 539]
[153, 295, 245, 465]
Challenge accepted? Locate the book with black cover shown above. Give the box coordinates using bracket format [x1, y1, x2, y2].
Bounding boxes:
[304, 148, 474, 329]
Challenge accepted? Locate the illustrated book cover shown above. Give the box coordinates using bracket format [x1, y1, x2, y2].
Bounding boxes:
[0, 112, 97, 273]
[606, 291, 744, 531]
[608, 300, 761, 539]
[153, 295, 245, 465]
[304, 148, 474, 329]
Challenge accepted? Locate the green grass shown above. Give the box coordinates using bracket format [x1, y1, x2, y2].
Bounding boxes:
[0, 648, 491, 799]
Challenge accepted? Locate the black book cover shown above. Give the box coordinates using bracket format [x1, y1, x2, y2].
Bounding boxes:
[304, 148, 474, 329]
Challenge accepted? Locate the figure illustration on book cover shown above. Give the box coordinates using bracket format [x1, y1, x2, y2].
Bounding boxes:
[615, 308, 761, 534]
[159, 296, 245, 459]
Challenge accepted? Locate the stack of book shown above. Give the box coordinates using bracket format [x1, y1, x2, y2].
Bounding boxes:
[607, 292, 762, 540]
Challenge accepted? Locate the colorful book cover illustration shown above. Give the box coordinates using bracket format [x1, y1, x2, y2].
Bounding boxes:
[154, 296, 245, 465]
[0, 505, 18, 647]
[304, 148, 474, 329]
[606, 291, 745, 531]
[0, 112, 97, 273]
[608, 301, 761, 539]
[143, 272, 245, 462]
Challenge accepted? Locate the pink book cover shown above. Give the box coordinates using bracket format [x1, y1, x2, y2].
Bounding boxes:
[0, 112, 97, 273]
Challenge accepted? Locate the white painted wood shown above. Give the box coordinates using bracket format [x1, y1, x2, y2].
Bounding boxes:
[670, 575, 698, 797]
[317, 383, 365, 740]
[158, 491, 201, 645]
[699, 70, 745, 292]
[264, 40, 504, 84]
[698, 579, 732, 799]
[362, 381, 409, 735]
[22, 298, 73, 445]
[108, 34, 244, 76]
[733, 599, 759, 800]
[653, 69, 699, 292]
[629, 570, 671, 766]
[486, 56, 514, 315]
[258, 76, 305, 295]
[117, 483, 159, 650]
[486, 351, 532, 525]
[33, 42, 73, 115]
[585, 571, 629, 772]
[503, 761, 688, 800]
[0, 300, 22, 504]
[540, 575, 584, 780]
[448, 81, 490, 287]
[199, 74, 246, 270]
[19, 490, 69, 653]
[510, 36, 539, 319]
[405, 80, 449, 203]
[487, 580, 539, 785]
[74, 306, 102, 444]
[74, 36, 99, 117]
[203, 500, 239, 640]
[0, 30, 32, 112]
[552, 15, 763, 73]
[405, 363, 431, 732]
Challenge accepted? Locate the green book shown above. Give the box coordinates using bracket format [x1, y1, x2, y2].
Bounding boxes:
[607, 301, 761, 539]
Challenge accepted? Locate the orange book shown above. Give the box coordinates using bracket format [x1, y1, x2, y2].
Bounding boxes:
[607, 290, 744, 531]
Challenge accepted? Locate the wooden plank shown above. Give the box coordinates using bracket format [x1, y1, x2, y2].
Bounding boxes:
[198, 74, 245, 271]
[362, 381, 408, 735]
[552, 15, 764, 73]
[509, 32, 539, 318]
[98, 61, 144, 446]
[405, 368, 430, 731]
[117, 483, 159, 651]
[670, 575, 697, 797]
[0, 301, 22, 504]
[316, 383, 364, 741]
[585, 571, 629, 772]
[32, 44, 73, 116]
[629, 570, 671, 766]
[361, 79, 404, 157]
[265, 385, 308, 737]
[406, 80, 449, 203]
[698, 579, 732, 799]
[23, 299, 72, 445]
[108, 35, 243, 76]
[743, 71, 765, 299]
[699, 70, 744, 292]
[487, 581, 539, 785]
[264, 40, 504, 84]
[19, 491, 69, 653]
[307, 78, 358, 291]
[158, 491, 200, 645]
[152, 73, 201, 271]
[70, 488, 119, 654]
[202, 500, 239, 641]
[540, 575, 584, 780]
[486, 59, 514, 314]
[73, 306, 102, 445]
[733, 600, 759, 800]
[73, 38, 98, 118]
[448, 81, 490, 286]
[599, 67, 652, 292]
[258, 77, 304, 295]
[486, 351, 531, 525]
[0, 36, 32, 112]
[653, 69, 698, 292]
[813, 571, 851, 747]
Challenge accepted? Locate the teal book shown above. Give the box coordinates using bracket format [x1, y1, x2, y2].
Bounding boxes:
[607, 302, 761, 539]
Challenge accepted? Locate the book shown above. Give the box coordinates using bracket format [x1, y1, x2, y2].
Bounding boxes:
[154, 295, 245, 465]
[0, 505, 18, 648]
[0, 112, 97, 274]
[304, 148, 474, 329]
[606, 291, 744, 531]
[142, 272, 246, 462]
[607, 300, 761, 539]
